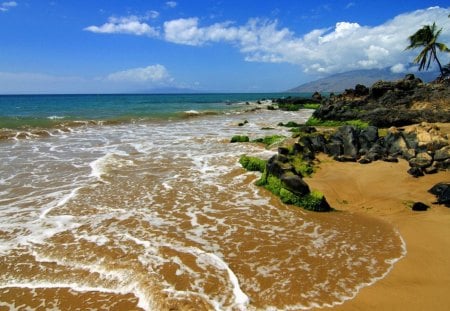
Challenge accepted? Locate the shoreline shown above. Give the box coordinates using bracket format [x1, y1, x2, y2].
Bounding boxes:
[305, 156, 450, 310]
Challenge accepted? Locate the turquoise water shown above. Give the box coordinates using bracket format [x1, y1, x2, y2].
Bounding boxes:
[0, 93, 304, 129]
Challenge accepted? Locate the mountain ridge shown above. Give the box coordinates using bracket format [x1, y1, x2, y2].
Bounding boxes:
[288, 68, 439, 93]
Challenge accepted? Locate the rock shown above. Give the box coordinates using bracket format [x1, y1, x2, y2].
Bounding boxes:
[358, 157, 372, 164]
[312, 196, 332, 212]
[412, 202, 429, 211]
[424, 166, 438, 174]
[433, 159, 450, 170]
[383, 156, 399, 163]
[308, 134, 327, 153]
[366, 143, 386, 161]
[434, 146, 450, 161]
[335, 155, 357, 162]
[313, 75, 450, 127]
[402, 148, 416, 160]
[280, 174, 311, 197]
[428, 183, 450, 207]
[408, 167, 424, 177]
[266, 155, 294, 178]
[331, 126, 360, 158]
[312, 91, 322, 101]
[384, 128, 409, 155]
[370, 80, 395, 99]
[278, 147, 290, 155]
[359, 126, 379, 151]
[409, 152, 433, 168]
[355, 84, 369, 96]
[325, 142, 343, 157]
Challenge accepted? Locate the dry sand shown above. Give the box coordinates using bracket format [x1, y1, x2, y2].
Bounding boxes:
[305, 156, 450, 311]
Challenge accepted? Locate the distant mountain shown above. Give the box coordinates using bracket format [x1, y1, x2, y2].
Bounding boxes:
[288, 68, 439, 93]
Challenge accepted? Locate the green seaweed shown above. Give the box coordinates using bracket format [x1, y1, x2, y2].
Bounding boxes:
[230, 135, 250, 143]
[305, 117, 369, 129]
[239, 155, 266, 173]
[252, 135, 286, 147]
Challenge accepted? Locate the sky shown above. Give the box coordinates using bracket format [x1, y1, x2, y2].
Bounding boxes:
[0, 1, 449, 94]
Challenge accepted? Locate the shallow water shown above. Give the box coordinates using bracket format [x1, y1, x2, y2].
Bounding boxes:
[0, 109, 405, 310]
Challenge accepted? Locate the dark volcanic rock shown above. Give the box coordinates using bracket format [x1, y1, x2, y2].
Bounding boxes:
[428, 183, 450, 207]
[280, 174, 310, 196]
[408, 167, 424, 178]
[313, 74, 450, 127]
[412, 202, 429, 211]
[267, 155, 294, 178]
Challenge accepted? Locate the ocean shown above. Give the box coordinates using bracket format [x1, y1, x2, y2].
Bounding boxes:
[0, 94, 405, 310]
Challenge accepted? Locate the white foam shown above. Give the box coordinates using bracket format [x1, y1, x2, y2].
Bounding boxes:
[40, 187, 81, 219]
[47, 116, 65, 120]
[196, 252, 249, 309]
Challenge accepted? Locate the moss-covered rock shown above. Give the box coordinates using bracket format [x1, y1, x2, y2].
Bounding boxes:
[252, 135, 286, 147]
[239, 155, 266, 173]
[230, 135, 250, 143]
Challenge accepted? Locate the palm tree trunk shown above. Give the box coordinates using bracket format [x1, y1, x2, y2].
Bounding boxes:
[432, 46, 444, 76]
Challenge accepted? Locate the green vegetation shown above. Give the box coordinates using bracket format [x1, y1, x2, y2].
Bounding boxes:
[406, 22, 450, 77]
[252, 135, 286, 147]
[255, 173, 327, 212]
[239, 155, 266, 173]
[302, 103, 321, 110]
[277, 102, 321, 111]
[278, 121, 302, 127]
[278, 103, 301, 111]
[291, 156, 314, 177]
[230, 135, 250, 143]
[305, 117, 369, 129]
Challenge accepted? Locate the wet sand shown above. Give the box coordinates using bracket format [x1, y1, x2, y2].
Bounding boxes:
[306, 156, 450, 311]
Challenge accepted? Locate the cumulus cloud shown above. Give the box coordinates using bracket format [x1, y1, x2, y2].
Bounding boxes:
[84, 15, 159, 37]
[106, 64, 172, 83]
[163, 7, 450, 74]
[0, 1, 17, 12]
[86, 7, 450, 75]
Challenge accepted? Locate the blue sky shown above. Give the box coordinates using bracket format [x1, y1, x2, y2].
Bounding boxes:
[0, 1, 449, 94]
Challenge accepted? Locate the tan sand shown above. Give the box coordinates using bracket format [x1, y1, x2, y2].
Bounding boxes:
[305, 156, 450, 311]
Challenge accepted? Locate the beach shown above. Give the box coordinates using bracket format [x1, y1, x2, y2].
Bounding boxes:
[306, 155, 450, 311]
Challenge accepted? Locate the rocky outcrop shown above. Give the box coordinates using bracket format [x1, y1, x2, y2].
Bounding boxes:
[294, 123, 449, 177]
[314, 74, 450, 127]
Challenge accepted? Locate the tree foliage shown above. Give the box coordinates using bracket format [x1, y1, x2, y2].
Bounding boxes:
[406, 22, 450, 77]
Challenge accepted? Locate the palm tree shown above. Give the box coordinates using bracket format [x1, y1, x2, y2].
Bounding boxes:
[406, 22, 449, 77]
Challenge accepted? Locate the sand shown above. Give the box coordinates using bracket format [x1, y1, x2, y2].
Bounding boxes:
[305, 156, 450, 310]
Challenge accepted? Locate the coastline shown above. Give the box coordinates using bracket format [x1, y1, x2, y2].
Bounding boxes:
[305, 155, 450, 310]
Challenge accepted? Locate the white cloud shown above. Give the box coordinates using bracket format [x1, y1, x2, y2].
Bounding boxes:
[390, 63, 406, 73]
[84, 15, 159, 37]
[85, 7, 450, 75]
[0, 1, 17, 12]
[106, 64, 172, 83]
[162, 7, 450, 74]
[166, 1, 177, 8]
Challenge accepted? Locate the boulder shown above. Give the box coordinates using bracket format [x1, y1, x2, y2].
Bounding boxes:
[366, 143, 386, 161]
[409, 152, 433, 169]
[267, 155, 294, 178]
[280, 174, 310, 197]
[384, 128, 409, 155]
[434, 146, 450, 162]
[325, 142, 343, 157]
[331, 126, 360, 158]
[428, 183, 450, 207]
[358, 126, 379, 153]
[408, 167, 424, 178]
